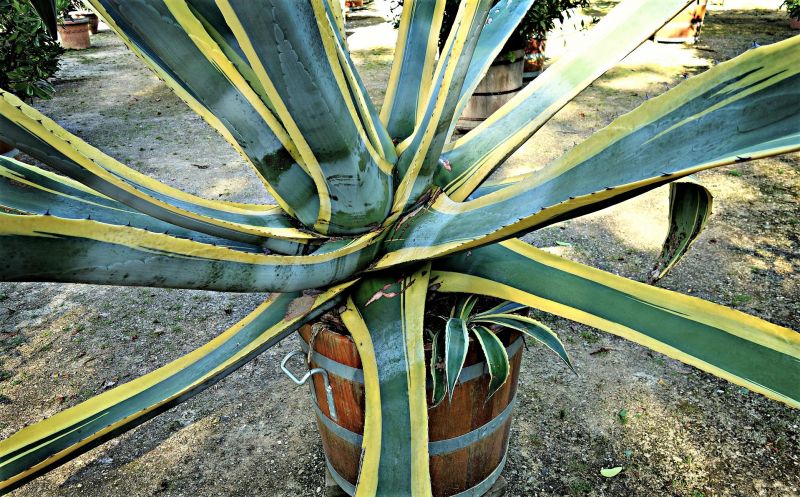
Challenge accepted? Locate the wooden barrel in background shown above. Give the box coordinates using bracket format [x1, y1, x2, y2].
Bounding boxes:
[456, 50, 525, 132]
[298, 325, 523, 497]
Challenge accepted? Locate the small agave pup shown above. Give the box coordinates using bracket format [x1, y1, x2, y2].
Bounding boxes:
[0, 0, 798, 495]
[432, 297, 573, 406]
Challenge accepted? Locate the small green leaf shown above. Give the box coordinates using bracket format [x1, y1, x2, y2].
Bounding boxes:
[453, 294, 478, 321]
[600, 466, 623, 478]
[555, 240, 573, 247]
[472, 300, 526, 318]
[430, 331, 447, 408]
[444, 317, 469, 402]
[472, 314, 573, 371]
[617, 408, 629, 425]
[473, 326, 510, 398]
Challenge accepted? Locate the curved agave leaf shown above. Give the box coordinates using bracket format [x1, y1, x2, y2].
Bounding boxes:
[0, 285, 351, 494]
[433, 239, 800, 408]
[0, 213, 382, 292]
[429, 330, 447, 408]
[472, 300, 526, 317]
[376, 35, 800, 268]
[184, 0, 278, 117]
[216, 0, 394, 235]
[340, 266, 432, 496]
[381, 0, 446, 140]
[444, 316, 469, 402]
[315, 0, 397, 164]
[472, 325, 510, 398]
[443, 0, 536, 143]
[85, 0, 321, 224]
[472, 314, 573, 371]
[437, 0, 692, 200]
[649, 181, 713, 283]
[338, 296, 383, 497]
[0, 156, 309, 253]
[392, 0, 493, 213]
[453, 293, 477, 320]
[0, 91, 317, 246]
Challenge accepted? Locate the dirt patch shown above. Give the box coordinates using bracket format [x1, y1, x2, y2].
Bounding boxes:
[2, 2, 798, 497]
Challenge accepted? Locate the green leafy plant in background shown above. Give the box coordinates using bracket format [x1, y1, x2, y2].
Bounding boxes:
[0, 0, 62, 99]
[782, 0, 800, 19]
[0, 0, 798, 495]
[55, 0, 85, 21]
[392, 0, 589, 56]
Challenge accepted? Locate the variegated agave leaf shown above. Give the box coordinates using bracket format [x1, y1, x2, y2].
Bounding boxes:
[0, 0, 798, 495]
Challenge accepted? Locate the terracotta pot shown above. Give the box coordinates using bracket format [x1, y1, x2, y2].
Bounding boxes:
[523, 37, 546, 80]
[790, 17, 800, 29]
[73, 11, 100, 34]
[654, 0, 709, 44]
[345, 0, 363, 8]
[298, 324, 522, 497]
[456, 49, 525, 132]
[57, 18, 91, 49]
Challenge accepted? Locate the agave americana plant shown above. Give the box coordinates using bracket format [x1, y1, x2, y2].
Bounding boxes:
[1, 0, 799, 495]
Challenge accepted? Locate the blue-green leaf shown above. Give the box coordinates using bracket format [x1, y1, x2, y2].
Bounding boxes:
[444, 316, 470, 402]
[474, 314, 573, 371]
[649, 181, 713, 283]
[472, 325, 510, 398]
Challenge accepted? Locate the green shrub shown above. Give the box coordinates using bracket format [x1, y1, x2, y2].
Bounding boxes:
[0, 0, 63, 99]
[392, 0, 589, 54]
[782, 0, 800, 19]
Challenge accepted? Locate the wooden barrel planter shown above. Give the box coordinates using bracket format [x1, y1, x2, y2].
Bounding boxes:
[296, 324, 523, 497]
[456, 50, 525, 132]
[654, 0, 708, 44]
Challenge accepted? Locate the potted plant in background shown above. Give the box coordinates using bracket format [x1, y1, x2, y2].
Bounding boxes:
[654, 0, 709, 43]
[782, 0, 800, 29]
[55, 0, 91, 49]
[0, 0, 62, 156]
[401, 0, 590, 131]
[390, 1, 588, 132]
[71, 4, 100, 34]
[518, 0, 589, 80]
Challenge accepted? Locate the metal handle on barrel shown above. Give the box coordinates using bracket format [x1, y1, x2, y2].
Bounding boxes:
[280, 349, 338, 422]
